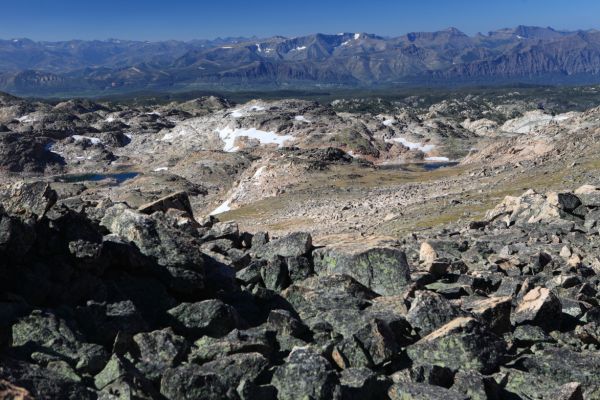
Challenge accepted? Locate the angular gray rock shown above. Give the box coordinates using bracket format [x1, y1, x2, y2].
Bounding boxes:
[511, 287, 562, 331]
[167, 300, 240, 338]
[406, 317, 507, 374]
[313, 242, 411, 296]
[272, 347, 340, 400]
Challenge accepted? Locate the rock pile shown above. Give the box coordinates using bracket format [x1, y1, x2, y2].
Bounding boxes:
[0, 182, 599, 399]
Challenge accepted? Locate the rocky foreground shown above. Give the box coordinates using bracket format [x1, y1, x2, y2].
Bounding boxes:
[0, 180, 600, 399]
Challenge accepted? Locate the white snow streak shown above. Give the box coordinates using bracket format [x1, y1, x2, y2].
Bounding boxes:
[216, 127, 294, 152]
[294, 115, 311, 122]
[388, 137, 435, 153]
[72, 135, 103, 145]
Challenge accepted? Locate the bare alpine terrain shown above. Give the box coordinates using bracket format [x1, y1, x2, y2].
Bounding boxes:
[4, 26, 600, 95]
[1, 80, 600, 400]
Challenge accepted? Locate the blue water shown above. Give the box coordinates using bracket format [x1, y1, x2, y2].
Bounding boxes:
[422, 162, 459, 171]
[58, 172, 139, 184]
[380, 162, 459, 171]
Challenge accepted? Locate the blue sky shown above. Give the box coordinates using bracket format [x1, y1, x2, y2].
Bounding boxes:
[1, 0, 599, 41]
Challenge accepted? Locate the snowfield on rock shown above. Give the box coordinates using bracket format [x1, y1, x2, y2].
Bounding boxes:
[501, 110, 579, 134]
[216, 127, 294, 152]
[388, 137, 436, 153]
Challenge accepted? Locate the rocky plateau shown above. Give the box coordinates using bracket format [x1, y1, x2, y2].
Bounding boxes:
[1, 86, 600, 399]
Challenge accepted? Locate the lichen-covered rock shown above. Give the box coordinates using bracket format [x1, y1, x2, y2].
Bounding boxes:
[519, 347, 600, 391]
[198, 352, 269, 388]
[406, 290, 465, 336]
[167, 300, 240, 338]
[313, 242, 411, 296]
[94, 354, 159, 398]
[388, 382, 468, 400]
[547, 382, 584, 400]
[189, 327, 275, 364]
[282, 274, 377, 321]
[460, 295, 512, 335]
[160, 363, 231, 400]
[132, 328, 189, 382]
[339, 368, 391, 400]
[406, 317, 506, 374]
[272, 347, 340, 400]
[511, 287, 562, 331]
[253, 231, 312, 260]
[0, 182, 57, 219]
[11, 310, 108, 375]
[138, 191, 195, 219]
[101, 204, 205, 273]
[452, 369, 502, 400]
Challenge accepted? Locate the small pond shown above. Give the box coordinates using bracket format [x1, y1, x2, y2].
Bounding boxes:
[379, 161, 459, 171]
[56, 172, 140, 184]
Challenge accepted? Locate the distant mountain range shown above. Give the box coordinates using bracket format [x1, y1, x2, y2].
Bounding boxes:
[2, 26, 600, 95]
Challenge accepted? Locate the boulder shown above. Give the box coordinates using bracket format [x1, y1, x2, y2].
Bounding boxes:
[313, 242, 411, 296]
[93, 354, 159, 398]
[197, 352, 269, 388]
[282, 275, 377, 321]
[388, 382, 468, 400]
[406, 291, 465, 336]
[272, 347, 340, 400]
[138, 191, 195, 220]
[189, 327, 275, 364]
[547, 382, 584, 400]
[160, 363, 230, 400]
[460, 295, 512, 334]
[406, 317, 506, 374]
[511, 287, 562, 331]
[452, 369, 502, 400]
[339, 368, 391, 400]
[101, 205, 205, 294]
[167, 300, 240, 338]
[0, 380, 33, 400]
[253, 232, 312, 259]
[132, 328, 189, 382]
[11, 310, 108, 375]
[0, 182, 57, 219]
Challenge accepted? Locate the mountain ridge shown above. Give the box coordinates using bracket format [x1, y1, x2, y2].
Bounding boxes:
[3, 26, 600, 95]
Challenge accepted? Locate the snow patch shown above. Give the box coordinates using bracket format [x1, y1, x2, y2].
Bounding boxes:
[294, 115, 311, 123]
[216, 127, 294, 152]
[354, 33, 361, 40]
[210, 199, 231, 215]
[294, 46, 307, 51]
[153, 167, 169, 172]
[230, 105, 266, 118]
[382, 119, 396, 127]
[72, 135, 103, 145]
[221, 46, 233, 49]
[17, 114, 35, 123]
[252, 166, 267, 184]
[388, 137, 435, 153]
[256, 43, 262, 52]
[425, 156, 450, 162]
